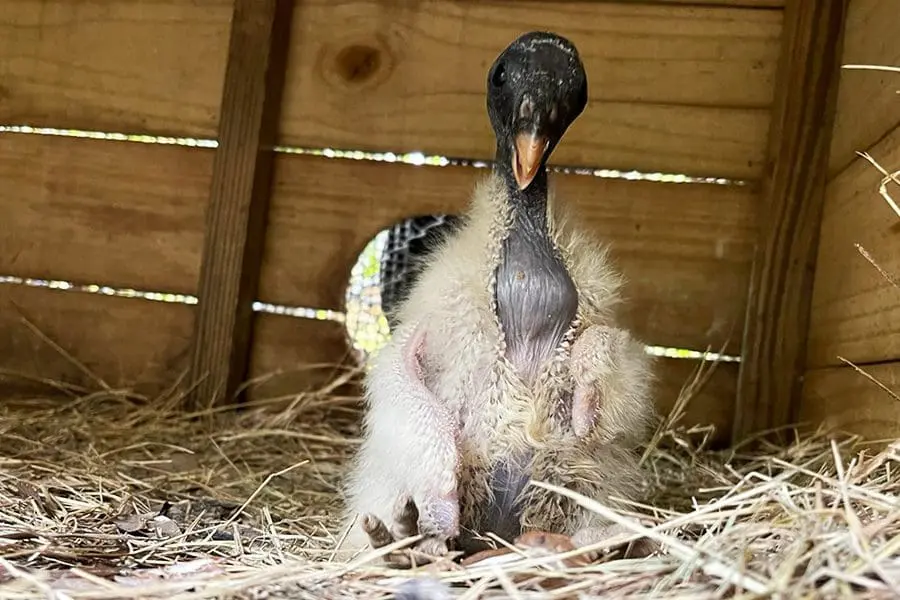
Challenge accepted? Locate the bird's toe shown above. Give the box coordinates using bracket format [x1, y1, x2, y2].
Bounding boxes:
[361, 513, 394, 548]
[515, 530, 575, 553]
[571, 524, 657, 559]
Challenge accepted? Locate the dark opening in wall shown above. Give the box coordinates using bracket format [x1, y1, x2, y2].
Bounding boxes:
[343, 214, 461, 360]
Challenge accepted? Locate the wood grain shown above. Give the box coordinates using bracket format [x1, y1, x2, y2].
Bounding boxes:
[0, 133, 209, 294]
[0, 284, 350, 398]
[655, 358, 738, 446]
[0, 0, 780, 178]
[800, 362, 900, 442]
[189, 0, 294, 408]
[0, 284, 194, 395]
[807, 123, 900, 368]
[827, 0, 900, 176]
[282, 0, 780, 178]
[733, 0, 848, 443]
[248, 313, 357, 400]
[0, 0, 232, 137]
[261, 155, 758, 354]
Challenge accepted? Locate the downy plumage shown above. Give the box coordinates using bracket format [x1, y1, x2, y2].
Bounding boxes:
[337, 31, 657, 564]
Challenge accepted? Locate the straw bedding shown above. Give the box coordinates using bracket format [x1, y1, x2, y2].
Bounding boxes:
[1, 357, 898, 600]
[2, 114, 899, 598]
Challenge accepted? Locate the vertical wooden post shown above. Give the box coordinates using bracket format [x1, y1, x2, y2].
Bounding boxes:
[733, 0, 849, 444]
[188, 0, 294, 409]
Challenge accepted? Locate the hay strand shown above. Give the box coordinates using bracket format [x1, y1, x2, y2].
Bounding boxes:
[1, 363, 899, 599]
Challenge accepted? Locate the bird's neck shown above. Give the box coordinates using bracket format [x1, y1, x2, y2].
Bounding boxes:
[491, 143, 578, 384]
[493, 143, 550, 229]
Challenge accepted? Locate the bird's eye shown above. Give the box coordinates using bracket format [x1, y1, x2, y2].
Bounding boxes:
[491, 62, 507, 87]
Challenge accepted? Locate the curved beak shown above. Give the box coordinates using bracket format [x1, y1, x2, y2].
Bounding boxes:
[512, 132, 549, 190]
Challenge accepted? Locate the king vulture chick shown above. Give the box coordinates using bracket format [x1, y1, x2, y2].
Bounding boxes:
[337, 30, 657, 565]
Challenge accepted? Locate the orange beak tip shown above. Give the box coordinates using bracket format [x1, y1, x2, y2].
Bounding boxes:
[513, 133, 549, 190]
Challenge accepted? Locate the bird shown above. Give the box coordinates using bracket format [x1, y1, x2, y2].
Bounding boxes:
[335, 30, 657, 566]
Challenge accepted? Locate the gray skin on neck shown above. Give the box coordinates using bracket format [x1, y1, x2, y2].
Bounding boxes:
[495, 168, 578, 384]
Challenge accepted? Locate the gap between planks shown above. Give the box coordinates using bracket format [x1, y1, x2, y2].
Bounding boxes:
[0, 132, 759, 355]
[0, 0, 782, 178]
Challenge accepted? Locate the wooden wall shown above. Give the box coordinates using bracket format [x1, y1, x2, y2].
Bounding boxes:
[801, 0, 900, 441]
[0, 0, 792, 443]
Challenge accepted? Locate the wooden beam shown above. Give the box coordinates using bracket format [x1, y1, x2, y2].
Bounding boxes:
[732, 0, 849, 444]
[188, 0, 294, 409]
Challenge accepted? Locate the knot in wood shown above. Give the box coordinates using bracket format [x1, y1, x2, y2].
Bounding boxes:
[334, 44, 382, 85]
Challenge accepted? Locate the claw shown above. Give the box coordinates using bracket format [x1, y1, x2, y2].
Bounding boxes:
[361, 513, 394, 548]
[393, 495, 420, 539]
[515, 531, 594, 567]
[460, 547, 514, 566]
[571, 524, 659, 559]
[515, 530, 576, 553]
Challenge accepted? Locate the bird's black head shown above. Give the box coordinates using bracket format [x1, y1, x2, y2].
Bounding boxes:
[487, 31, 587, 191]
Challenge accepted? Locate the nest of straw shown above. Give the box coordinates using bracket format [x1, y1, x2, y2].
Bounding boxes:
[0, 356, 898, 600]
[3, 119, 900, 598]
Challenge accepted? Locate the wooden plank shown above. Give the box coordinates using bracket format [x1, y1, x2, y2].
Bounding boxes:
[655, 359, 738, 446]
[188, 0, 294, 409]
[827, 0, 900, 176]
[281, 0, 780, 178]
[800, 362, 900, 442]
[0, 0, 780, 178]
[249, 312, 739, 443]
[648, 1, 782, 5]
[247, 313, 355, 400]
[260, 155, 757, 354]
[0, 285, 350, 399]
[733, 0, 848, 443]
[0, 0, 231, 138]
[0, 130, 756, 354]
[0, 284, 193, 395]
[807, 123, 900, 368]
[0, 133, 208, 294]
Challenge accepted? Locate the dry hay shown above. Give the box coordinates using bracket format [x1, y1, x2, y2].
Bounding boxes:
[2, 103, 900, 598]
[0, 357, 898, 600]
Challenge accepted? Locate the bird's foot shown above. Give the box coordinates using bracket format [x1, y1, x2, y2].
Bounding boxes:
[571, 524, 658, 559]
[361, 494, 458, 569]
[460, 531, 591, 568]
[516, 530, 595, 566]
